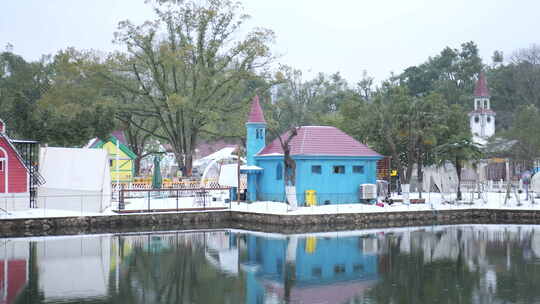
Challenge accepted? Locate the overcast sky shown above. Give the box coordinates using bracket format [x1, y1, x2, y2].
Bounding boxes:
[1, 0, 539, 83]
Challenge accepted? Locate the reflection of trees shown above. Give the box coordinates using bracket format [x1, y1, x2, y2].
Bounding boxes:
[15, 242, 45, 304]
[364, 234, 481, 304]
[111, 233, 245, 304]
[491, 241, 540, 303]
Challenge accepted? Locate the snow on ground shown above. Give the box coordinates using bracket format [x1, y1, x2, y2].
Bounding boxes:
[113, 189, 231, 211]
[1, 190, 540, 219]
[0, 208, 105, 219]
[230, 191, 540, 215]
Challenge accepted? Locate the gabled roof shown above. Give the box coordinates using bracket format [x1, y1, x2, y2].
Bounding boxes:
[474, 72, 490, 97]
[111, 130, 129, 146]
[87, 130, 137, 159]
[0, 133, 30, 173]
[247, 95, 266, 124]
[257, 126, 381, 157]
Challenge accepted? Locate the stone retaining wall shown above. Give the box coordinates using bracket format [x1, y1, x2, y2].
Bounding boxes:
[2, 209, 540, 237]
[0, 211, 230, 237]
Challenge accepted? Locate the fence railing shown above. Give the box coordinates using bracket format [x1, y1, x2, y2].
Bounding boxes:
[0, 193, 113, 217]
[117, 187, 232, 213]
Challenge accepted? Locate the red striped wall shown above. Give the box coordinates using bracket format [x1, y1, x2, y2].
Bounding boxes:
[0, 137, 28, 193]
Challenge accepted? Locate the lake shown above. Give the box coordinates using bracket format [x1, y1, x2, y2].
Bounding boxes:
[2, 225, 540, 303]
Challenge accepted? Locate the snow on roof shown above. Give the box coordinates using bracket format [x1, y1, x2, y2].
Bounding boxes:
[240, 165, 263, 171]
[257, 126, 381, 157]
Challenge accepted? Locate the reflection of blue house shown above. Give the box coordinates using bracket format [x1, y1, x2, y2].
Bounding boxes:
[242, 233, 379, 304]
[244, 96, 382, 205]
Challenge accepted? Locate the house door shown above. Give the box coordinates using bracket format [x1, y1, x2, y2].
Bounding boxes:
[0, 148, 6, 193]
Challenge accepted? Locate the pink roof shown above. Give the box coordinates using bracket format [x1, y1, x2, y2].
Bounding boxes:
[474, 72, 490, 97]
[87, 130, 128, 148]
[264, 279, 377, 304]
[194, 139, 238, 159]
[247, 95, 266, 124]
[111, 130, 128, 146]
[258, 126, 381, 157]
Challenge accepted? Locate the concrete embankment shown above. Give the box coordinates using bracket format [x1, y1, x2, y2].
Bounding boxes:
[2, 209, 540, 237]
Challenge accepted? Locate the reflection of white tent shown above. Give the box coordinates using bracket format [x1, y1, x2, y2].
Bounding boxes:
[37, 236, 111, 300]
[38, 147, 111, 212]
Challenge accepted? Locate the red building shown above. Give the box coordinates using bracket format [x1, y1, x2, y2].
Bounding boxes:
[0, 119, 29, 195]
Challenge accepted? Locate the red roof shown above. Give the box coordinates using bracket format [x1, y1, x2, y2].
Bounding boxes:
[474, 72, 490, 97]
[247, 95, 266, 124]
[258, 126, 381, 157]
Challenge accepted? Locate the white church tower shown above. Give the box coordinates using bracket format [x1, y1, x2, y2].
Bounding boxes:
[469, 72, 495, 146]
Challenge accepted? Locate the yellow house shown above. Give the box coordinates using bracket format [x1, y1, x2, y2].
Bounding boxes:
[88, 131, 136, 183]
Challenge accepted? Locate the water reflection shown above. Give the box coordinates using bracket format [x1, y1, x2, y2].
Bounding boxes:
[1, 225, 540, 303]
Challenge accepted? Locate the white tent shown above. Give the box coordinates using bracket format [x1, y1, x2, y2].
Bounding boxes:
[422, 163, 458, 194]
[38, 147, 111, 213]
[531, 172, 540, 194]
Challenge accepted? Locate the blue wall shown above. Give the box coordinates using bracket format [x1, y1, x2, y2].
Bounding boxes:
[255, 155, 381, 205]
[243, 233, 378, 303]
[246, 122, 266, 166]
[256, 157, 286, 202]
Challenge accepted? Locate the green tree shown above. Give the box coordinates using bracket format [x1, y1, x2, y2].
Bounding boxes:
[110, 0, 275, 176]
[0, 51, 50, 140]
[503, 104, 540, 167]
[400, 41, 483, 106]
[36, 48, 116, 146]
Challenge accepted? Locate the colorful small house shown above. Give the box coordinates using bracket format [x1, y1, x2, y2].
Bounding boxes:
[244, 96, 382, 205]
[0, 119, 30, 198]
[88, 131, 136, 183]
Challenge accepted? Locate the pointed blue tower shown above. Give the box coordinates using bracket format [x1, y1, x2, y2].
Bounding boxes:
[245, 95, 266, 201]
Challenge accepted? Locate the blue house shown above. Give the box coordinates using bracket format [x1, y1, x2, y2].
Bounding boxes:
[242, 232, 379, 304]
[244, 96, 382, 205]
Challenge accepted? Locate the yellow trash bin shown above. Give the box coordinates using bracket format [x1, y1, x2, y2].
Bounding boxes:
[305, 190, 317, 206]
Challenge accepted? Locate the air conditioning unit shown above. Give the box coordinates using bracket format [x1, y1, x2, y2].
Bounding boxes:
[359, 183, 377, 200]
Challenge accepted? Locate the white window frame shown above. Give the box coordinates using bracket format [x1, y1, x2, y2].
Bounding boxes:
[0, 146, 8, 193]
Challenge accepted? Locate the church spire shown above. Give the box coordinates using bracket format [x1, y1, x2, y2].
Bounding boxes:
[474, 72, 490, 97]
[247, 95, 266, 124]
